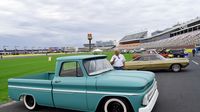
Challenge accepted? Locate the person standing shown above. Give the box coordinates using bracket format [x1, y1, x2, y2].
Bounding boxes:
[192, 48, 196, 57]
[110, 49, 126, 70]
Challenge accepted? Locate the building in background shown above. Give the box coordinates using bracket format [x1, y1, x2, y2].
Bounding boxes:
[151, 30, 164, 36]
[117, 31, 147, 50]
[141, 17, 200, 43]
[63, 47, 76, 53]
[78, 47, 89, 52]
[83, 43, 96, 48]
[79, 40, 117, 52]
[96, 40, 117, 47]
[117, 17, 200, 50]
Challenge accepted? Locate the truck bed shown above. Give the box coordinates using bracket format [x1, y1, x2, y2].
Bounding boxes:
[19, 72, 55, 80]
[8, 73, 55, 107]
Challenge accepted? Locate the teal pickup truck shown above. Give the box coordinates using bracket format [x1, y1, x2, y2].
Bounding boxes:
[8, 55, 158, 112]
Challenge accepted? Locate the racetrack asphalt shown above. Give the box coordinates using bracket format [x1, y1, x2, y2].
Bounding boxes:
[1, 56, 200, 112]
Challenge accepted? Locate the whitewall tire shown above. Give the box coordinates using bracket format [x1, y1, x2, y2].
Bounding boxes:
[104, 98, 129, 112]
[23, 95, 37, 110]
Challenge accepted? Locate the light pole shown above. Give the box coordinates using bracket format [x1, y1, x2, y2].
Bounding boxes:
[43, 47, 46, 53]
[3, 46, 8, 52]
[1, 46, 5, 58]
[24, 46, 27, 54]
[14, 46, 19, 55]
[87, 33, 93, 52]
[38, 47, 41, 54]
[32, 47, 35, 54]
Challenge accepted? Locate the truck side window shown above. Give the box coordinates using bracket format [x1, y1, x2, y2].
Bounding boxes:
[60, 62, 83, 77]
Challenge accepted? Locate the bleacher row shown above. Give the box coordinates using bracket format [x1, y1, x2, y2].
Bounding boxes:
[137, 30, 200, 49]
[117, 43, 141, 50]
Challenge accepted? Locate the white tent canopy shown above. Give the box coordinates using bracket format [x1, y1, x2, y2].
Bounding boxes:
[92, 49, 103, 52]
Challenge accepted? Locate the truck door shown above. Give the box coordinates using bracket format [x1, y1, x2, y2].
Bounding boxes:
[52, 61, 87, 111]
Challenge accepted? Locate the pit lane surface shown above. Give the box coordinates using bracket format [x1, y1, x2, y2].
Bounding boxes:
[1, 56, 200, 112]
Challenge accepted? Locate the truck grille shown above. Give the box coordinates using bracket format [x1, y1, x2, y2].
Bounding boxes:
[142, 79, 157, 105]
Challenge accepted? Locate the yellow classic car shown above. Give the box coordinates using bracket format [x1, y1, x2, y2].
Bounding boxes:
[125, 54, 189, 72]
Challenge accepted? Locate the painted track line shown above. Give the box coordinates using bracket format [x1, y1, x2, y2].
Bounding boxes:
[0, 101, 16, 109]
[192, 60, 199, 65]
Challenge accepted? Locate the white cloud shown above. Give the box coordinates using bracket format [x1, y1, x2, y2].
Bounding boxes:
[0, 0, 200, 49]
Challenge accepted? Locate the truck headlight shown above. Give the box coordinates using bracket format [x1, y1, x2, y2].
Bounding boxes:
[142, 80, 157, 105]
[142, 94, 150, 105]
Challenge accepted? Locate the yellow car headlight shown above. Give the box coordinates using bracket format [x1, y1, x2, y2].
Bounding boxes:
[168, 54, 174, 58]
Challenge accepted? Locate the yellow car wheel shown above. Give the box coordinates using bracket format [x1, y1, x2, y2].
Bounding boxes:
[171, 64, 181, 72]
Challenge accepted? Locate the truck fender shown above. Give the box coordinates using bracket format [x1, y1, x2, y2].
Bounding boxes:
[18, 93, 35, 101]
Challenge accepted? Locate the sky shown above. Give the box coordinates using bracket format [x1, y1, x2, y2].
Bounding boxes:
[0, 0, 200, 49]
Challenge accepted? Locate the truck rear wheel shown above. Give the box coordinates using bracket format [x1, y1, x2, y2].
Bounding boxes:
[23, 95, 37, 110]
[103, 98, 132, 112]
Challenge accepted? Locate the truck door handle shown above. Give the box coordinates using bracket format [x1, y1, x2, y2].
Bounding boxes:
[54, 80, 61, 83]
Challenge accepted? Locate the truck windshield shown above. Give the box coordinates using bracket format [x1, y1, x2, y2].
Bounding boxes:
[84, 58, 114, 76]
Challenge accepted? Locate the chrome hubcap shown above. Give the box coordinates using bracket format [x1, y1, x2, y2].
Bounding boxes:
[173, 65, 180, 71]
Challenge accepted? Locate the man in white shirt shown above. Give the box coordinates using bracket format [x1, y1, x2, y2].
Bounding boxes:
[110, 49, 126, 70]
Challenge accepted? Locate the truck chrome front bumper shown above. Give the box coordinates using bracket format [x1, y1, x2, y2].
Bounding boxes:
[139, 89, 159, 112]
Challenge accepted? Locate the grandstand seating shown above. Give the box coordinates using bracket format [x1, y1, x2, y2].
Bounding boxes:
[137, 30, 200, 49]
[119, 31, 147, 43]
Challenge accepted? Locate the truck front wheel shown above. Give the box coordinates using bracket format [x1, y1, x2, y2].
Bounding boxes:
[104, 98, 132, 112]
[23, 95, 37, 110]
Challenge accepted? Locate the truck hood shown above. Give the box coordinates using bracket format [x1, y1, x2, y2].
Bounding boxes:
[95, 70, 155, 92]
